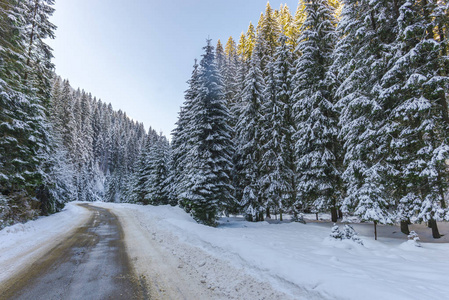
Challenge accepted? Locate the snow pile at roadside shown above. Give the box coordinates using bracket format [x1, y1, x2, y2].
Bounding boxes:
[99, 203, 449, 300]
[0, 202, 90, 283]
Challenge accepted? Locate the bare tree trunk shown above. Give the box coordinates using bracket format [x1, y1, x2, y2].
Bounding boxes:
[315, 212, 318, 221]
[400, 220, 410, 235]
[429, 218, 441, 239]
[24, 0, 39, 81]
[338, 208, 343, 219]
[331, 207, 338, 223]
[266, 207, 271, 219]
[374, 221, 378, 240]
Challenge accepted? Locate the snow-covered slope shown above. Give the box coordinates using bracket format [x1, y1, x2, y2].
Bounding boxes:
[97, 203, 449, 300]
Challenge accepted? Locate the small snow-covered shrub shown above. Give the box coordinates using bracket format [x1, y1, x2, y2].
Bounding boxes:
[343, 224, 363, 245]
[330, 224, 343, 240]
[407, 231, 421, 247]
[330, 224, 363, 245]
[291, 213, 306, 224]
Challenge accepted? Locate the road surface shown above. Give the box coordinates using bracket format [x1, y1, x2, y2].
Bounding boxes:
[0, 204, 147, 300]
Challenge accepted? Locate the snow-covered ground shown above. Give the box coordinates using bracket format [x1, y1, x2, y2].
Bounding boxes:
[97, 203, 449, 300]
[2, 202, 449, 299]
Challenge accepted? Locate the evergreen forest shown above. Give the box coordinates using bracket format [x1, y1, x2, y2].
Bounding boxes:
[1, 0, 449, 240]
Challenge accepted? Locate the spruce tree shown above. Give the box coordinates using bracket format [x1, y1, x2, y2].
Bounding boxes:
[259, 34, 295, 221]
[22, 0, 56, 104]
[171, 60, 200, 208]
[234, 47, 265, 221]
[380, 0, 449, 238]
[258, 2, 281, 75]
[182, 40, 234, 226]
[293, 0, 341, 222]
[332, 0, 399, 238]
[144, 134, 170, 205]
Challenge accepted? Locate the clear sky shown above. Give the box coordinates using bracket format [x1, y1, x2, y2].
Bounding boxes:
[48, 0, 300, 137]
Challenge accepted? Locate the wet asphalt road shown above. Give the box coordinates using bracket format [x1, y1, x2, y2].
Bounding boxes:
[0, 204, 146, 300]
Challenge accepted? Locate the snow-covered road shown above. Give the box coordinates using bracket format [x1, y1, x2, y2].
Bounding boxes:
[1, 202, 449, 299]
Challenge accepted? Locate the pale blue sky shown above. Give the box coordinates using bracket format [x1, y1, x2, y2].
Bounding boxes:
[48, 0, 300, 137]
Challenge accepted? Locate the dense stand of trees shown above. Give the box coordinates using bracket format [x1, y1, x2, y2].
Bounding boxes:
[1, 0, 448, 240]
[169, 0, 449, 238]
[0, 0, 159, 228]
[1, 0, 60, 227]
[49, 78, 149, 204]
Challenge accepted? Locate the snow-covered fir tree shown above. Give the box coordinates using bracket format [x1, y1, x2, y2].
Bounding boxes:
[379, 0, 449, 238]
[293, 0, 341, 222]
[169, 60, 200, 208]
[180, 40, 234, 226]
[144, 134, 170, 205]
[332, 0, 398, 238]
[259, 34, 295, 221]
[234, 45, 266, 221]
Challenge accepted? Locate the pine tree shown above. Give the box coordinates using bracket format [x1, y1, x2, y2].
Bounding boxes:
[277, 4, 299, 51]
[223, 37, 239, 109]
[0, 0, 28, 92]
[245, 23, 256, 61]
[332, 0, 398, 239]
[144, 134, 170, 205]
[171, 60, 200, 208]
[234, 47, 265, 221]
[216, 39, 225, 73]
[0, 83, 45, 191]
[22, 0, 56, 104]
[380, 0, 449, 238]
[258, 2, 281, 75]
[259, 35, 295, 221]
[182, 40, 234, 226]
[293, 0, 341, 222]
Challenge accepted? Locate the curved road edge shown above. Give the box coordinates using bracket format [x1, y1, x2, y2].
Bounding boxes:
[0, 203, 91, 286]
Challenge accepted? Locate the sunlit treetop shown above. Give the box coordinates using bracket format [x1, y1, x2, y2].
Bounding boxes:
[237, 32, 246, 58]
[245, 22, 256, 60]
[225, 36, 237, 58]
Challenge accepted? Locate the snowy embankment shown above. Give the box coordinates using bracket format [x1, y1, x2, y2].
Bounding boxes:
[0, 203, 90, 284]
[2, 203, 448, 299]
[97, 203, 449, 300]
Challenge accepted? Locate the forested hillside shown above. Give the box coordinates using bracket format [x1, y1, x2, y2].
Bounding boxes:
[0, 0, 165, 228]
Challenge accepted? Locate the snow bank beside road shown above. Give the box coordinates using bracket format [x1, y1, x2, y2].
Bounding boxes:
[97, 202, 303, 300]
[0, 202, 90, 284]
[99, 203, 449, 300]
[3, 202, 448, 299]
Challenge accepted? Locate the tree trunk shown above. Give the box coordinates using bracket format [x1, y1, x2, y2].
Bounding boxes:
[24, 0, 39, 81]
[331, 207, 338, 223]
[266, 207, 271, 219]
[279, 210, 283, 222]
[374, 221, 378, 240]
[338, 208, 343, 219]
[400, 220, 410, 235]
[429, 218, 441, 239]
[315, 212, 318, 221]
